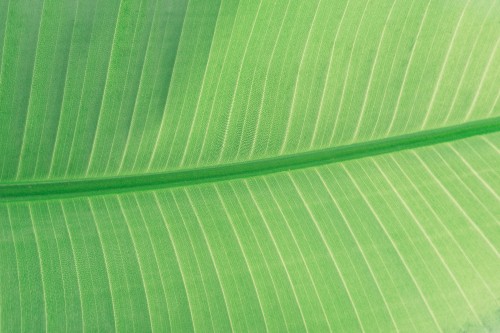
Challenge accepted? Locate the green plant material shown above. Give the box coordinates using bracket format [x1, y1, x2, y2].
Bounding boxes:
[0, 0, 499, 331]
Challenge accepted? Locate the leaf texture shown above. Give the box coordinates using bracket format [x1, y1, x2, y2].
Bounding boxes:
[0, 0, 499, 331]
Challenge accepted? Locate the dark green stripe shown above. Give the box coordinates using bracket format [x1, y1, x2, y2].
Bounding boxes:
[1, 117, 499, 201]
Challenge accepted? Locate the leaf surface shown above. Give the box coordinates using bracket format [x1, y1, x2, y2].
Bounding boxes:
[0, 0, 499, 331]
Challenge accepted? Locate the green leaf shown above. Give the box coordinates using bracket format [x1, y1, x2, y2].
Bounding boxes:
[1, 0, 499, 331]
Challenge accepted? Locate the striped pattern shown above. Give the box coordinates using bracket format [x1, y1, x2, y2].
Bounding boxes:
[1, 0, 499, 331]
[1, 133, 499, 331]
[0, 0, 498, 181]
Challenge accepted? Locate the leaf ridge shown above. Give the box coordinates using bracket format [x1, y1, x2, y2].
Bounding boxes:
[1, 117, 498, 201]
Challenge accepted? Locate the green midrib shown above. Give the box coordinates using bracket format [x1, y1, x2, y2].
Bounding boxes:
[1, 117, 499, 201]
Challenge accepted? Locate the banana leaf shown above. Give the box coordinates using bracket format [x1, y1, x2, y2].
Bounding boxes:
[0, 0, 499, 331]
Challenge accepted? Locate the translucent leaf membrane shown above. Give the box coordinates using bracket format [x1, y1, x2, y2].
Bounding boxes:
[1, 133, 499, 332]
[0, 0, 499, 331]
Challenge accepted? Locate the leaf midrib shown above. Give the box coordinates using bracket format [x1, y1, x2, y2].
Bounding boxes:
[1, 117, 499, 202]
